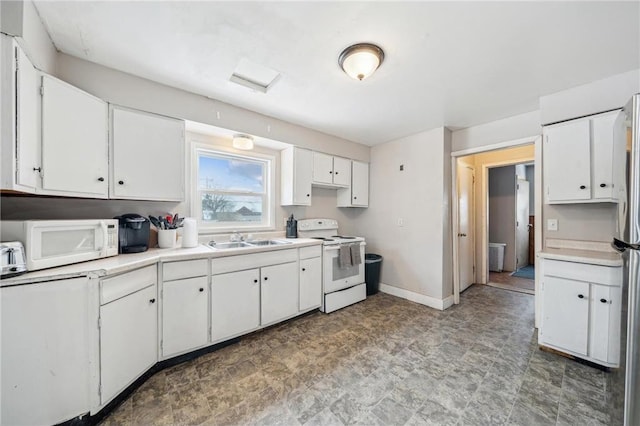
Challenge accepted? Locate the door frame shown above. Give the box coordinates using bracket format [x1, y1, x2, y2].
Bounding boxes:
[451, 135, 543, 328]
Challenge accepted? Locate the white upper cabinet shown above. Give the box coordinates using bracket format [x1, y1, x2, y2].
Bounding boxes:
[41, 75, 109, 198]
[337, 160, 369, 207]
[543, 110, 622, 204]
[312, 152, 350, 187]
[0, 37, 39, 193]
[281, 146, 312, 206]
[110, 106, 185, 201]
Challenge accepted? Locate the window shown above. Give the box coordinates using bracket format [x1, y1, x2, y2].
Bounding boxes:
[193, 147, 274, 231]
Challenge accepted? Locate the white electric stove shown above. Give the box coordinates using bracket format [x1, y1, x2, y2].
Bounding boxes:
[297, 219, 366, 313]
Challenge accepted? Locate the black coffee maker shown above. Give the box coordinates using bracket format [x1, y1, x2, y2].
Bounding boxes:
[115, 214, 150, 253]
[286, 214, 298, 238]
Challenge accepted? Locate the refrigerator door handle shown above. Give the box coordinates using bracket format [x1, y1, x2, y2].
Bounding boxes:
[613, 237, 640, 253]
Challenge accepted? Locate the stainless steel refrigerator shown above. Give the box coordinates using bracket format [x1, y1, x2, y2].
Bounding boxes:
[612, 93, 640, 426]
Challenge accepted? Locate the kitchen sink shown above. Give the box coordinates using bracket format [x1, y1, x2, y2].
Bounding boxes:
[208, 241, 252, 249]
[247, 239, 292, 247]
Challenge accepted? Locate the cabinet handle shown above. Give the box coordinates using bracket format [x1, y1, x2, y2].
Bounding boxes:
[118, 180, 124, 185]
[33, 167, 41, 172]
[98, 177, 105, 182]
[578, 294, 585, 299]
[306, 194, 310, 197]
[199, 288, 204, 292]
[600, 298, 608, 303]
[302, 268, 306, 272]
[600, 183, 607, 188]
[253, 279, 258, 283]
[354, 196, 357, 200]
[149, 298, 156, 304]
[264, 277, 268, 281]
[335, 171, 339, 175]
[579, 185, 586, 190]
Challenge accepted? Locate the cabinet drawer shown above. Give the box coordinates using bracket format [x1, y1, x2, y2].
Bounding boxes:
[299, 245, 322, 260]
[163, 259, 208, 281]
[101, 265, 157, 305]
[212, 249, 298, 275]
[543, 259, 622, 286]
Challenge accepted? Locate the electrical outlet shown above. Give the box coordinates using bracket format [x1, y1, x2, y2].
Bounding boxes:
[397, 218, 404, 227]
[547, 219, 558, 231]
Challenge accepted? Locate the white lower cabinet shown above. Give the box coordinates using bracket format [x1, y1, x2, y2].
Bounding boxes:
[211, 268, 261, 342]
[261, 261, 299, 325]
[99, 268, 157, 405]
[539, 258, 622, 366]
[299, 256, 322, 311]
[162, 276, 209, 357]
[1, 277, 92, 426]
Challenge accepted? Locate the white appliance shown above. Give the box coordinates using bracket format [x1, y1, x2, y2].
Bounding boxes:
[297, 218, 366, 313]
[611, 94, 640, 425]
[0, 219, 119, 271]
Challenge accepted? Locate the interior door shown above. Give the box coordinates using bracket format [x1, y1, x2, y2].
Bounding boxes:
[458, 164, 474, 292]
[516, 179, 530, 270]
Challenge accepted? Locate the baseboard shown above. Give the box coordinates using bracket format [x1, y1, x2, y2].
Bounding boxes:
[379, 283, 453, 311]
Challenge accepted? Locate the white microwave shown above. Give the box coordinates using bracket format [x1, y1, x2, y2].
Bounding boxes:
[0, 219, 119, 271]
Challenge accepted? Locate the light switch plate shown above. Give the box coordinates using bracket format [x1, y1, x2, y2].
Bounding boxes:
[547, 219, 558, 231]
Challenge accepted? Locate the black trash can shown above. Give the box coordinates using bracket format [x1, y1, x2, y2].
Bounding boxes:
[364, 254, 383, 296]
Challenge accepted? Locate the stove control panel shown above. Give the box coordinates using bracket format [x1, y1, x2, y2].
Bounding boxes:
[297, 218, 338, 231]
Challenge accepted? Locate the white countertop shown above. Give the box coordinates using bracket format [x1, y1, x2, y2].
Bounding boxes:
[0, 238, 322, 287]
[539, 239, 622, 267]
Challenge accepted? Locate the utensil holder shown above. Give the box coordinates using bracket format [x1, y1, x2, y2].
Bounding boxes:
[158, 229, 177, 249]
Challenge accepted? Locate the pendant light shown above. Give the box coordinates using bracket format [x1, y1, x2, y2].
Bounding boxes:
[232, 134, 254, 150]
[339, 43, 385, 81]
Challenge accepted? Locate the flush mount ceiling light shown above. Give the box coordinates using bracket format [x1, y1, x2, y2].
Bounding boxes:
[338, 43, 385, 81]
[232, 134, 254, 150]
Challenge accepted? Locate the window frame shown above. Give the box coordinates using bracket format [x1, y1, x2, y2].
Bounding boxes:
[190, 142, 275, 233]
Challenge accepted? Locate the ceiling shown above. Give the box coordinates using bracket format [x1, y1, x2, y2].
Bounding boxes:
[34, 1, 640, 146]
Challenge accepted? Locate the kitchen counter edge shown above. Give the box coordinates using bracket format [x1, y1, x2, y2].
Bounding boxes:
[539, 247, 623, 267]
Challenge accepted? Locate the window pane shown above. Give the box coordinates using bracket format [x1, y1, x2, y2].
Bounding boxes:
[200, 193, 263, 223]
[198, 154, 264, 193]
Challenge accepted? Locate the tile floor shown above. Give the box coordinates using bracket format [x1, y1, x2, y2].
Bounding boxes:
[488, 271, 535, 294]
[100, 285, 618, 426]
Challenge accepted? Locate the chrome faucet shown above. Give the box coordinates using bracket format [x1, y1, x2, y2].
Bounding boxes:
[230, 231, 244, 242]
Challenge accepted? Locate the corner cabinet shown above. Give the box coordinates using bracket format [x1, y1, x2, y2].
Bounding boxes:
[543, 110, 623, 204]
[337, 160, 369, 207]
[110, 106, 185, 201]
[281, 146, 312, 206]
[539, 258, 622, 367]
[312, 152, 351, 187]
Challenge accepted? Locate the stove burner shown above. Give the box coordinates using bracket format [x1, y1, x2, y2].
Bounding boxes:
[332, 235, 356, 239]
[311, 237, 334, 241]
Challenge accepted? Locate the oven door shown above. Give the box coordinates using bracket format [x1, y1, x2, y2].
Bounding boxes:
[323, 243, 365, 293]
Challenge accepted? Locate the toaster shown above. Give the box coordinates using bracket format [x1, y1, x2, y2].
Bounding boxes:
[1, 241, 27, 278]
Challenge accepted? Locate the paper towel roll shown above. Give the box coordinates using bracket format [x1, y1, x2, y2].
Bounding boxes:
[181, 218, 198, 248]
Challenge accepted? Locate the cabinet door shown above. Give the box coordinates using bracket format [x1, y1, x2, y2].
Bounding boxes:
[100, 285, 157, 405]
[540, 276, 589, 355]
[162, 277, 209, 357]
[15, 45, 39, 190]
[261, 262, 298, 325]
[313, 152, 334, 184]
[332, 157, 351, 186]
[111, 107, 185, 201]
[41, 75, 108, 197]
[591, 112, 617, 200]
[1, 278, 91, 426]
[590, 284, 622, 365]
[544, 119, 591, 202]
[351, 161, 369, 206]
[293, 148, 313, 205]
[300, 257, 322, 311]
[211, 269, 260, 342]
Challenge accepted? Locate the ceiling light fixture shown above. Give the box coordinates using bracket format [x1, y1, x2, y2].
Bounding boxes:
[232, 134, 254, 150]
[339, 43, 385, 81]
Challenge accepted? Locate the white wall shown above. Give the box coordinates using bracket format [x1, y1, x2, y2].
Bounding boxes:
[451, 110, 541, 152]
[489, 166, 517, 272]
[352, 127, 452, 302]
[539, 69, 640, 125]
[54, 53, 369, 163]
